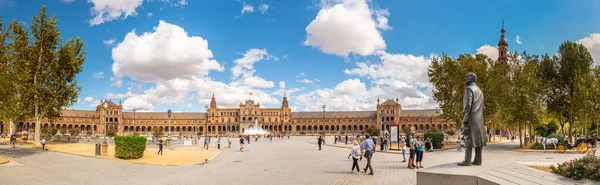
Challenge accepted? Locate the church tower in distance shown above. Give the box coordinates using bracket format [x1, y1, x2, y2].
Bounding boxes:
[497, 21, 509, 65]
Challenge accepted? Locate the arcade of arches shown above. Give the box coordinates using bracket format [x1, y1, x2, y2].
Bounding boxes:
[0, 97, 453, 136]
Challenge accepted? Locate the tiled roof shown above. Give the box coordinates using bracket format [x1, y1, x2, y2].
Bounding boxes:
[380, 99, 399, 106]
[400, 109, 439, 117]
[291, 111, 376, 119]
[121, 112, 207, 119]
[60, 110, 98, 117]
[96, 100, 120, 108]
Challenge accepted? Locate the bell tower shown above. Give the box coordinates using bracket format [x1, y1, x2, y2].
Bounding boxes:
[497, 20, 509, 65]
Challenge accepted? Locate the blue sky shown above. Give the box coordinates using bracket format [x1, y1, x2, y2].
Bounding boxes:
[1, 0, 599, 112]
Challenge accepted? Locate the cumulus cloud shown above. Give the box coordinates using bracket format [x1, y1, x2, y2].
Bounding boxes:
[231, 48, 277, 79]
[88, 0, 144, 26]
[516, 35, 522, 44]
[577, 33, 600, 66]
[112, 20, 224, 82]
[147, 12, 153, 17]
[476, 44, 499, 61]
[279, 81, 286, 89]
[92, 72, 104, 79]
[303, 0, 387, 56]
[84, 97, 95, 103]
[259, 4, 269, 14]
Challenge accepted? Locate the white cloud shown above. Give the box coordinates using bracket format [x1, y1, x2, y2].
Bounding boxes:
[375, 9, 392, 30]
[241, 4, 254, 14]
[516, 35, 522, 44]
[147, 12, 153, 17]
[259, 4, 269, 14]
[303, 0, 387, 56]
[274, 87, 303, 97]
[92, 72, 104, 79]
[577, 33, 600, 66]
[89, 100, 102, 107]
[84, 97, 95, 103]
[110, 77, 123, 88]
[112, 20, 224, 82]
[103, 39, 116, 46]
[476, 44, 499, 61]
[231, 48, 277, 79]
[160, 0, 187, 6]
[297, 72, 306, 78]
[88, 0, 144, 26]
[299, 79, 314, 84]
[242, 76, 275, 88]
[279, 81, 286, 89]
[61, 0, 75, 3]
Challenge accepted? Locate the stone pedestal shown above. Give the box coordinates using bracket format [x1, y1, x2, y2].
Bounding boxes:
[101, 144, 108, 156]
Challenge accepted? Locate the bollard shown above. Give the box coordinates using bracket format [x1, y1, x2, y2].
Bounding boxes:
[95, 143, 101, 156]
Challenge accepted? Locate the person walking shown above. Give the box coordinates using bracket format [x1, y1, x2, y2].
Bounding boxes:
[317, 136, 324, 150]
[217, 137, 221, 149]
[361, 134, 375, 175]
[204, 136, 210, 149]
[239, 136, 245, 152]
[383, 137, 389, 151]
[400, 136, 407, 162]
[415, 135, 424, 168]
[247, 135, 251, 144]
[348, 140, 362, 174]
[345, 135, 349, 145]
[10, 134, 16, 148]
[157, 138, 163, 155]
[227, 136, 232, 148]
[41, 137, 46, 150]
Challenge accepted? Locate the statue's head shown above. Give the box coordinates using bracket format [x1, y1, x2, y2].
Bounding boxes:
[464, 72, 477, 86]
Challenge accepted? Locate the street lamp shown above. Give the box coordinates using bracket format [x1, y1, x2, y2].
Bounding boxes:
[204, 104, 209, 136]
[380, 114, 384, 138]
[167, 109, 172, 139]
[103, 103, 108, 144]
[133, 109, 136, 134]
[322, 105, 326, 134]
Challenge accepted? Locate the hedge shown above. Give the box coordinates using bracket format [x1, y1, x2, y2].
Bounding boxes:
[547, 133, 565, 143]
[114, 135, 147, 159]
[424, 131, 444, 149]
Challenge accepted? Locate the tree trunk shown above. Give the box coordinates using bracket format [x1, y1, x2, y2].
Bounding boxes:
[34, 104, 41, 147]
[568, 114, 573, 144]
[9, 119, 15, 135]
[519, 124, 523, 148]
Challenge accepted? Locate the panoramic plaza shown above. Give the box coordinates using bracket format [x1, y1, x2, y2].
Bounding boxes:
[2, 0, 600, 184]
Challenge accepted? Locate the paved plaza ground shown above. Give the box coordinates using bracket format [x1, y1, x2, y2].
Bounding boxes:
[0, 136, 591, 185]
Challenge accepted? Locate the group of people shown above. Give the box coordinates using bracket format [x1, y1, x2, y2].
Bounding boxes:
[347, 134, 376, 175]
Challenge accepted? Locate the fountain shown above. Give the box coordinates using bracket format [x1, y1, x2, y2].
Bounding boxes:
[242, 119, 270, 135]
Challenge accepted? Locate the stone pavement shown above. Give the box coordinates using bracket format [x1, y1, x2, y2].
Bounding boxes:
[0, 137, 588, 185]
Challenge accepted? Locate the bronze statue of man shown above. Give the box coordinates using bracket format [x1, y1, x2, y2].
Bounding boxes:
[458, 72, 486, 166]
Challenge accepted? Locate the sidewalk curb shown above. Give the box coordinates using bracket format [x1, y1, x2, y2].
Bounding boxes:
[0, 156, 9, 165]
[42, 147, 221, 167]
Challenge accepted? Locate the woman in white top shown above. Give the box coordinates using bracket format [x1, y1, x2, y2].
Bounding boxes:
[348, 140, 362, 173]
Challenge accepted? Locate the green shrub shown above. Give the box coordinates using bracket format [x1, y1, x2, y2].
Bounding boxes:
[547, 121, 558, 135]
[60, 127, 68, 135]
[50, 128, 58, 136]
[530, 142, 557, 149]
[424, 131, 444, 149]
[547, 133, 565, 143]
[551, 153, 600, 180]
[107, 128, 117, 137]
[70, 129, 81, 136]
[366, 126, 380, 137]
[114, 135, 147, 159]
[446, 129, 456, 136]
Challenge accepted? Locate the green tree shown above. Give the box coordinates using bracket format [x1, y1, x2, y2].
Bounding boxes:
[428, 54, 465, 129]
[12, 6, 85, 146]
[547, 121, 559, 135]
[366, 126, 380, 137]
[555, 41, 593, 142]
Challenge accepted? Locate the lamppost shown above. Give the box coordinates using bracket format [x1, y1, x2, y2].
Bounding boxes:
[380, 114, 384, 138]
[322, 105, 326, 135]
[91, 115, 96, 136]
[103, 103, 108, 144]
[204, 104, 209, 136]
[133, 109, 136, 134]
[167, 109, 172, 139]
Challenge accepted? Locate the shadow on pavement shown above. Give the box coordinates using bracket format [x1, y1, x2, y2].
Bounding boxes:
[0, 143, 44, 158]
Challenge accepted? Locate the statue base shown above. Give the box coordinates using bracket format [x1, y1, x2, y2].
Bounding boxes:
[417, 160, 560, 185]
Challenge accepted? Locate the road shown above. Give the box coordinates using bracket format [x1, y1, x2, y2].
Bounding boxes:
[0, 136, 584, 185]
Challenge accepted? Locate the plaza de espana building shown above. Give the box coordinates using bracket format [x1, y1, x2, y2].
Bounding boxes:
[0, 94, 452, 136]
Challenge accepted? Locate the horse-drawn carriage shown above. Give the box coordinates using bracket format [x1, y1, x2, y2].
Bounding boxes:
[556, 137, 598, 154]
